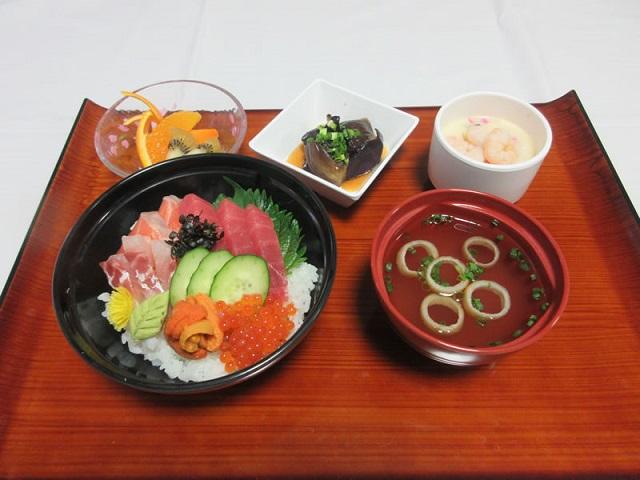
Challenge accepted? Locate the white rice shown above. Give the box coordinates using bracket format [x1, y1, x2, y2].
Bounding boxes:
[110, 262, 319, 383]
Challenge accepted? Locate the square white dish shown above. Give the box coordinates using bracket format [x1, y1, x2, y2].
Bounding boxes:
[249, 79, 419, 207]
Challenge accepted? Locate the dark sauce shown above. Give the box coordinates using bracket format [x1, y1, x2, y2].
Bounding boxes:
[385, 206, 551, 347]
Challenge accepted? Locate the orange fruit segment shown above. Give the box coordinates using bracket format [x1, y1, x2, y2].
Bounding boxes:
[191, 128, 219, 143]
[145, 111, 202, 163]
[121, 91, 163, 122]
[133, 111, 154, 167]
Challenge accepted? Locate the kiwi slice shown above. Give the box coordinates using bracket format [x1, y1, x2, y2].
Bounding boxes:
[166, 128, 197, 160]
[188, 137, 223, 155]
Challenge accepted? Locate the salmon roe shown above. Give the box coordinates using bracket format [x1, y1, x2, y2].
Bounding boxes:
[216, 294, 296, 373]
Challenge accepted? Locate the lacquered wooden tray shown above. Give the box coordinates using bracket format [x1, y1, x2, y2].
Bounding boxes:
[1, 92, 639, 479]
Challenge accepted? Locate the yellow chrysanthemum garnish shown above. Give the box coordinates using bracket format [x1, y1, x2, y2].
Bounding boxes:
[106, 287, 135, 331]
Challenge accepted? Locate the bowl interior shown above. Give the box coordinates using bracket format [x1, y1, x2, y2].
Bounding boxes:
[53, 154, 336, 393]
[249, 79, 419, 204]
[371, 189, 568, 356]
[95, 80, 247, 177]
[435, 92, 551, 163]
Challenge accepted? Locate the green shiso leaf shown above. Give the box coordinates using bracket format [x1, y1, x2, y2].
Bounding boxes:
[129, 291, 170, 340]
[214, 177, 307, 273]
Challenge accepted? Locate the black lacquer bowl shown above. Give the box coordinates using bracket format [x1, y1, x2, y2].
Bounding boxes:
[52, 154, 337, 394]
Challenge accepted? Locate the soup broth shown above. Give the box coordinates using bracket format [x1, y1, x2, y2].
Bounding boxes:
[383, 207, 551, 347]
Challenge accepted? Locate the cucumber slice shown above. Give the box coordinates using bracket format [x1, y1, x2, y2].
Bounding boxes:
[209, 254, 270, 305]
[187, 250, 233, 297]
[169, 247, 209, 305]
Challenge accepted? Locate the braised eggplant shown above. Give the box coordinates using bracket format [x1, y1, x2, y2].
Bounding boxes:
[301, 114, 383, 186]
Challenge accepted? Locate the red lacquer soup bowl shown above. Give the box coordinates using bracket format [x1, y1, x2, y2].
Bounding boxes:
[371, 189, 569, 366]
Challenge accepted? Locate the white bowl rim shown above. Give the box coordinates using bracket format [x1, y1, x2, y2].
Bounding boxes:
[249, 78, 419, 202]
[433, 90, 553, 173]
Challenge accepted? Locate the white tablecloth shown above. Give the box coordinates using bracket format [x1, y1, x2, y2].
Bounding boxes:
[1, 0, 638, 292]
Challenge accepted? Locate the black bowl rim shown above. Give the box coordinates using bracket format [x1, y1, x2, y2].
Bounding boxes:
[52, 153, 337, 394]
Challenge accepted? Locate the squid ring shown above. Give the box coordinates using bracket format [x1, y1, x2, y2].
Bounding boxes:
[463, 280, 511, 321]
[425, 256, 469, 295]
[462, 236, 500, 268]
[396, 240, 439, 278]
[420, 294, 464, 335]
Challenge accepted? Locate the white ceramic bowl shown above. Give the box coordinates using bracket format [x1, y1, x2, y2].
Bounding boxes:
[249, 79, 419, 207]
[428, 92, 552, 203]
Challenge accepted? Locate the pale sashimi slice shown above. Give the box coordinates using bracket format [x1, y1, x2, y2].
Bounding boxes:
[130, 211, 172, 240]
[100, 252, 161, 301]
[100, 253, 139, 297]
[126, 251, 164, 299]
[120, 234, 152, 257]
[150, 239, 176, 290]
[158, 195, 182, 232]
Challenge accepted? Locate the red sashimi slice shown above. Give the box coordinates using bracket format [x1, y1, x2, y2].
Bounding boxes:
[179, 193, 219, 225]
[246, 205, 288, 300]
[211, 199, 287, 301]
[216, 199, 255, 255]
[130, 211, 172, 240]
[158, 195, 182, 232]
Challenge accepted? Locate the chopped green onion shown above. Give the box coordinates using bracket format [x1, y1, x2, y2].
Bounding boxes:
[429, 262, 449, 286]
[509, 247, 522, 260]
[519, 260, 531, 272]
[384, 276, 393, 293]
[491, 218, 500, 227]
[420, 255, 434, 268]
[472, 297, 484, 311]
[512, 329, 523, 338]
[532, 287, 544, 301]
[459, 262, 484, 282]
[424, 213, 453, 225]
[541, 302, 550, 312]
[529, 273, 537, 281]
[495, 234, 505, 242]
[384, 262, 393, 273]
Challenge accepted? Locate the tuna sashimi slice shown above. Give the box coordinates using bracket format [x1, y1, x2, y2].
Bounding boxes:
[246, 205, 288, 300]
[130, 211, 172, 240]
[158, 195, 182, 232]
[211, 199, 288, 301]
[216, 199, 254, 255]
[179, 193, 219, 225]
